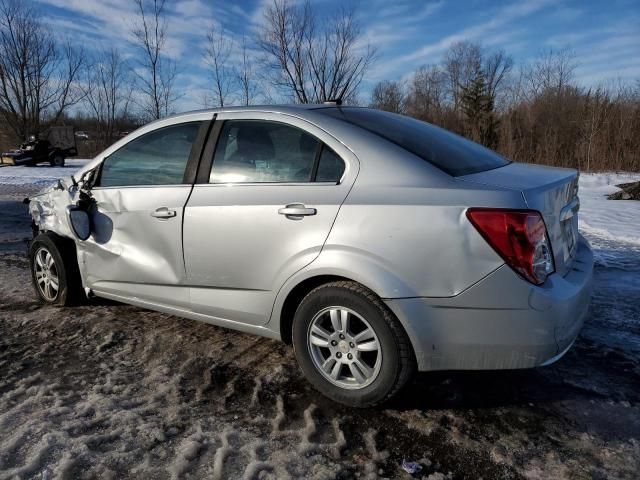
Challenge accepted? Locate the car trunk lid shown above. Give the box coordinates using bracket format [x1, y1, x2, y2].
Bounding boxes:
[459, 162, 580, 276]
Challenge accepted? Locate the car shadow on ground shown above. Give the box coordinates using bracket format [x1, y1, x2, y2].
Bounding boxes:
[392, 369, 574, 410]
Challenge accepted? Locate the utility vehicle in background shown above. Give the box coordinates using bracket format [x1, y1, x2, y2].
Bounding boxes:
[1, 126, 78, 167]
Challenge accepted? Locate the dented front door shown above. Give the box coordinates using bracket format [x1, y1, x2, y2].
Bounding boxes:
[79, 186, 192, 307]
[76, 119, 206, 307]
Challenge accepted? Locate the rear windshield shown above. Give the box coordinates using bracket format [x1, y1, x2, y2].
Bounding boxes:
[316, 107, 509, 176]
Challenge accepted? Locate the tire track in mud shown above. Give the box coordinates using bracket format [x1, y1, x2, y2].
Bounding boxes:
[0, 277, 517, 479]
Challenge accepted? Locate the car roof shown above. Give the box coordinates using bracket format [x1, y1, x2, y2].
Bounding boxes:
[73, 103, 455, 188]
[164, 104, 337, 122]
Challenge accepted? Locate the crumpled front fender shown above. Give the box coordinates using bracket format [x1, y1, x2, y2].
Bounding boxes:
[28, 180, 78, 240]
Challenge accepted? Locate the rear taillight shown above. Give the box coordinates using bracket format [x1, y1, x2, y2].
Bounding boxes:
[466, 208, 555, 285]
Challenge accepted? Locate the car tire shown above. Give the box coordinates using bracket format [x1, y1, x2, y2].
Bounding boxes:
[292, 281, 415, 407]
[50, 155, 65, 167]
[29, 233, 83, 306]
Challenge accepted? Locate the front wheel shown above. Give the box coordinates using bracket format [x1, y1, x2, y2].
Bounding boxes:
[292, 281, 415, 407]
[29, 233, 82, 306]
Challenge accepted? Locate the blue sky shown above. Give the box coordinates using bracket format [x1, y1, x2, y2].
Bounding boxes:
[36, 0, 640, 111]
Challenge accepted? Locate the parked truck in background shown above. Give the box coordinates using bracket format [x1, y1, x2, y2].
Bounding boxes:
[1, 126, 78, 167]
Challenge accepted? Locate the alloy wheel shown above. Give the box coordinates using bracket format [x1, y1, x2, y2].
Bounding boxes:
[34, 247, 59, 301]
[307, 306, 382, 389]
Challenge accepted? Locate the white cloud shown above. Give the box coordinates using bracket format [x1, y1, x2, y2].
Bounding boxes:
[361, 0, 444, 49]
[399, 0, 554, 64]
[367, 0, 554, 80]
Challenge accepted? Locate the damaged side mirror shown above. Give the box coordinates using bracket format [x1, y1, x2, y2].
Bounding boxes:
[66, 164, 99, 241]
[66, 205, 91, 241]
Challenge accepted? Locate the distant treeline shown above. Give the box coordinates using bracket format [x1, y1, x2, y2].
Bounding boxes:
[370, 43, 640, 172]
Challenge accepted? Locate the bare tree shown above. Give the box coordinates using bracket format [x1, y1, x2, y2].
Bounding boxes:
[519, 47, 577, 101]
[236, 36, 260, 106]
[443, 41, 482, 113]
[131, 0, 177, 120]
[405, 65, 447, 122]
[443, 42, 513, 112]
[204, 26, 233, 107]
[258, 0, 375, 103]
[370, 80, 405, 113]
[483, 49, 513, 109]
[81, 48, 132, 146]
[0, 0, 84, 140]
[581, 86, 613, 172]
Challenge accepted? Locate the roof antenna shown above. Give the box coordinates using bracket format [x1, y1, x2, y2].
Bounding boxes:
[323, 98, 343, 106]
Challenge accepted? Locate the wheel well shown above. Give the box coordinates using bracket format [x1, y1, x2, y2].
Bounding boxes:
[36, 231, 80, 272]
[279, 275, 350, 344]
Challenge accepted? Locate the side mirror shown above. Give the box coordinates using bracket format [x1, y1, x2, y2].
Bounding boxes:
[66, 205, 91, 241]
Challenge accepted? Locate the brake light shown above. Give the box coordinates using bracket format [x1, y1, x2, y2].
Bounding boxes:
[466, 208, 555, 285]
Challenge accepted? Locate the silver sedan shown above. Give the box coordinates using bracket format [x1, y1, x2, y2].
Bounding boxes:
[27, 105, 593, 406]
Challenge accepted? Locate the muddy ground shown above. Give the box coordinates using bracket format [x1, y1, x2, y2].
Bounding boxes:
[1, 184, 639, 480]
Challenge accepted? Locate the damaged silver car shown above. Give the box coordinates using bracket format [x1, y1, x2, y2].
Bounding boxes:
[27, 105, 594, 407]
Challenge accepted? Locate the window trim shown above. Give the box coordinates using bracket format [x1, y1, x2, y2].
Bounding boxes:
[183, 117, 215, 184]
[195, 119, 223, 184]
[200, 119, 346, 186]
[94, 121, 205, 189]
[309, 143, 323, 182]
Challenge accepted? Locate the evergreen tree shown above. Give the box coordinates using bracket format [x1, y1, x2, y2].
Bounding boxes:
[461, 67, 499, 148]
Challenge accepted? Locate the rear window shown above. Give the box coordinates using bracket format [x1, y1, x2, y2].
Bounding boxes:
[316, 107, 509, 176]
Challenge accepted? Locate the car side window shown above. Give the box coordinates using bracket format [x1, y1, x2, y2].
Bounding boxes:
[209, 120, 320, 183]
[99, 122, 201, 187]
[316, 146, 345, 183]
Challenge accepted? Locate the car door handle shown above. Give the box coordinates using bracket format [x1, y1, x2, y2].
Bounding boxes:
[278, 204, 317, 217]
[151, 207, 177, 219]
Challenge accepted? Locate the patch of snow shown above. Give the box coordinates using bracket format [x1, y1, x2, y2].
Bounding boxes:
[0, 159, 90, 187]
[578, 172, 640, 245]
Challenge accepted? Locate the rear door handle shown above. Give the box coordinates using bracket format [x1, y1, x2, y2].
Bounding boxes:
[278, 203, 317, 217]
[151, 207, 177, 219]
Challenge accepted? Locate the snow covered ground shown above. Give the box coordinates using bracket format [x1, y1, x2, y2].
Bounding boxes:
[579, 173, 640, 255]
[576, 172, 640, 360]
[0, 159, 90, 186]
[0, 169, 639, 479]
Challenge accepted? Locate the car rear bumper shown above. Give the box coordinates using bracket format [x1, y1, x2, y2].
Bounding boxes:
[385, 235, 593, 371]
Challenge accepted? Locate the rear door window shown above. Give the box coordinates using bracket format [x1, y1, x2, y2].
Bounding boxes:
[316, 107, 509, 176]
[209, 120, 322, 183]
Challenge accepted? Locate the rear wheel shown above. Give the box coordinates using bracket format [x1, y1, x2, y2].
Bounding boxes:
[292, 281, 415, 407]
[29, 233, 83, 306]
[50, 155, 65, 167]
